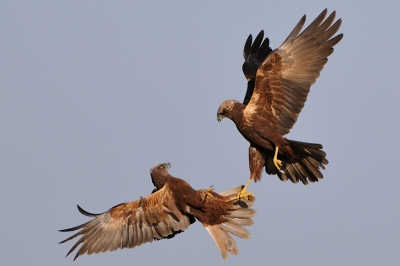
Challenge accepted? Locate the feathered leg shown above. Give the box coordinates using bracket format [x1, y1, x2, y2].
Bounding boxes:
[235, 146, 262, 200]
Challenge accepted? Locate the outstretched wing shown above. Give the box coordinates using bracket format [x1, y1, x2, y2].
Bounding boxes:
[59, 184, 195, 261]
[245, 9, 343, 135]
[242, 30, 272, 104]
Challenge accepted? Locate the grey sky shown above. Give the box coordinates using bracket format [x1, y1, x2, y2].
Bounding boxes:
[1, 1, 399, 265]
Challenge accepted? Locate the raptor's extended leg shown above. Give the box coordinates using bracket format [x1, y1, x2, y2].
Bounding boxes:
[273, 146, 283, 170]
[236, 178, 254, 200]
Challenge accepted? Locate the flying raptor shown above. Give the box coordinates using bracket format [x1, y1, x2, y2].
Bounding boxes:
[217, 9, 342, 198]
[59, 163, 256, 260]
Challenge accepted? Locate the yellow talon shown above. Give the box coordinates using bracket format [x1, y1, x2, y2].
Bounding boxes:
[237, 191, 255, 200]
[273, 146, 283, 170]
[206, 185, 214, 197]
[203, 185, 214, 202]
[236, 179, 254, 200]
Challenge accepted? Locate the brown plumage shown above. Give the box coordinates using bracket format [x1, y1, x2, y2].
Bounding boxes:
[59, 163, 256, 260]
[217, 9, 342, 196]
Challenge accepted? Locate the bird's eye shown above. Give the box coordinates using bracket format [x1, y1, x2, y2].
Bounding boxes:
[160, 165, 164, 169]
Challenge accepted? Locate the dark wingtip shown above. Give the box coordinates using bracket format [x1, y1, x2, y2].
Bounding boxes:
[255, 30, 264, 41]
[242, 28, 272, 81]
[58, 223, 85, 233]
[77, 204, 102, 217]
[243, 34, 253, 59]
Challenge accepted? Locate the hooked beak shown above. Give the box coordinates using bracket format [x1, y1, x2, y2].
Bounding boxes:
[217, 114, 224, 123]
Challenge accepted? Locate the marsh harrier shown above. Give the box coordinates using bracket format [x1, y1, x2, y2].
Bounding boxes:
[59, 163, 256, 260]
[217, 9, 342, 198]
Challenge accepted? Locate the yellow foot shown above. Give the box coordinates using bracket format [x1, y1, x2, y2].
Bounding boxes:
[235, 178, 254, 200]
[273, 157, 283, 170]
[273, 146, 283, 170]
[236, 191, 254, 201]
[236, 187, 254, 201]
[203, 185, 214, 202]
[206, 185, 214, 197]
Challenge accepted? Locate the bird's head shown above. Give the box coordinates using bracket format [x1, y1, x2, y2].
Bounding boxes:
[150, 163, 171, 175]
[150, 163, 171, 189]
[217, 99, 237, 122]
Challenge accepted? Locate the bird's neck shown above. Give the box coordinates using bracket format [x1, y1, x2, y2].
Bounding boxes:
[229, 103, 246, 123]
[151, 173, 171, 189]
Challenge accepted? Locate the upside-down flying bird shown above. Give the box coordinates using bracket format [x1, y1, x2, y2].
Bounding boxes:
[59, 163, 256, 260]
[217, 9, 343, 198]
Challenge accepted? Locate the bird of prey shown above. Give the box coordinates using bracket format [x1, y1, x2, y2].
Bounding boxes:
[217, 9, 342, 198]
[59, 163, 256, 260]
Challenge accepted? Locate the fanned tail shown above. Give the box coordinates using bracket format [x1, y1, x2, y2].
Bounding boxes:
[269, 139, 328, 184]
[204, 186, 256, 259]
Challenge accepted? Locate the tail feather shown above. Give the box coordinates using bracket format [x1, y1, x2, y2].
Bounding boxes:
[218, 186, 244, 198]
[204, 187, 256, 259]
[228, 217, 254, 226]
[302, 158, 323, 179]
[219, 220, 251, 239]
[271, 139, 328, 184]
[224, 208, 256, 218]
[288, 139, 329, 165]
[205, 225, 238, 259]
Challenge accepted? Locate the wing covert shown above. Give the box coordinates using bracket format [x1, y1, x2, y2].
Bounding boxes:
[245, 9, 343, 135]
[59, 184, 194, 261]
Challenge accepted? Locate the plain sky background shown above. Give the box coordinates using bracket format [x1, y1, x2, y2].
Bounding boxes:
[1, 1, 399, 265]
